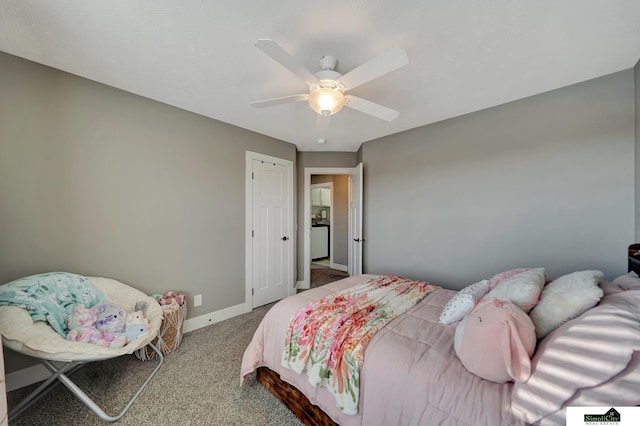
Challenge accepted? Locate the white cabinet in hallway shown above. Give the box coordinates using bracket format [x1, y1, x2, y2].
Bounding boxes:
[311, 225, 329, 259]
[311, 188, 330, 206]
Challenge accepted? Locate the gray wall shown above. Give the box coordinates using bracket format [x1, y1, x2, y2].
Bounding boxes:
[0, 52, 296, 371]
[360, 70, 635, 289]
[2, 48, 637, 373]
[636, 59, 640, 242]
[296, 152, 358, 279]
[331, 175, 349, 265]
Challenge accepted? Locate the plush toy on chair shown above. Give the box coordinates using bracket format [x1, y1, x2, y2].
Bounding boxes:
[126, 309, 150, 330]
[91, 302, 126, 334]
[118, 323, 150, 343]
[66, 305, 127, 348]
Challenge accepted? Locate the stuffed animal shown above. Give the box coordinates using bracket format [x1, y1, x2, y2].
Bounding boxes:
[454, 298, 536, 383]
[126, 310, 150, 330]
[66, 305, 127, 348]
[66, 305, 100, 342]
[118, 323, 149, 343]
[91, 302, 126, 334]
[93, 331, 127, 348]
[134, 301, 147, 312]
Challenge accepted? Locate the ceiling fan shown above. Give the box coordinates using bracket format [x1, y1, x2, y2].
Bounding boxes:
[250, 39, 409, 124]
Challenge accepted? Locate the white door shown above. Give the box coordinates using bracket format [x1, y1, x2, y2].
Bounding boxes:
[248, 155, 293, 308]
[348, 163, 363, 276]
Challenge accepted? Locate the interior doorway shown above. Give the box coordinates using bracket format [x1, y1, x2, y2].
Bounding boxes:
[302, 164, 363, 290]
[310, 179, 348, 288]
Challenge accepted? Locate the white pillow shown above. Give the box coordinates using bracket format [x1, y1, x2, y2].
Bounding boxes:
[483, 268, 545, 313]
[438, 280, 489, 325]
[529, 270, 604, 339]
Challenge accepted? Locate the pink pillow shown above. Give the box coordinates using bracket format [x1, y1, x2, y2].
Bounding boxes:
[613, 271, 640, 290]
[454, 298, 536, 383]
[599, 280, 627, 296]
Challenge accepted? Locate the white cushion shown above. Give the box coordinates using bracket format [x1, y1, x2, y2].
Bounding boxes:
[483, 268, 545, 313]
[438, 280, 489, 325]
[529, 270, 603, 339]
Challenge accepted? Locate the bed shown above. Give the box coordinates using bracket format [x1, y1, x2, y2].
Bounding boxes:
[241, 259, 640, 425]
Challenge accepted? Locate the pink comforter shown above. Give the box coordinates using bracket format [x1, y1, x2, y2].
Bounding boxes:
[241, 275, 522, 426]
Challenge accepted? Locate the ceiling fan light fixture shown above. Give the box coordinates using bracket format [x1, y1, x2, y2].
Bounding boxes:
[308, 82, 345, 116]
[253, 40, 408, 123]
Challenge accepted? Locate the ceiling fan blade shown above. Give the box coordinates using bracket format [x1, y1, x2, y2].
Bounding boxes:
[315, 114, 330, 137]
[339, 47, 408, 90]
[250, 94, 308, 108]
[345, 96, 400, 121]
[255, 39, 317, 86]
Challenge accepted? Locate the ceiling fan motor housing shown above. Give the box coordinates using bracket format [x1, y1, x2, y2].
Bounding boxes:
[319, 55, 338, 71]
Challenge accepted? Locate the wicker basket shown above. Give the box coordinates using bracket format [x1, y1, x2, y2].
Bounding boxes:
[135, 300, 187, 361]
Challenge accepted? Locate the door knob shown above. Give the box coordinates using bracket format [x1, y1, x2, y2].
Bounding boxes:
[281, 236, 289, 241]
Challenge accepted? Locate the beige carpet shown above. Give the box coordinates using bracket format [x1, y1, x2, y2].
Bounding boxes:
[7, 303, 302, 426]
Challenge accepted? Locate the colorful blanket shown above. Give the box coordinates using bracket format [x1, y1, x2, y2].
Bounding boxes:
[0, 272, 106, 337]
[282, 275, 440, 415]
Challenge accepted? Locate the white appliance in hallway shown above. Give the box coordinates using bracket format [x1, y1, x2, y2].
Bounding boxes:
[311, 224, 329, 259]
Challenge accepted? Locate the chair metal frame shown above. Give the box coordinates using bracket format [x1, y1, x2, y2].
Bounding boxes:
[8, 343, 164, 423]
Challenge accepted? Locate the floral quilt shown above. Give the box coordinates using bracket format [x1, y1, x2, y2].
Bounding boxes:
[282, 275, 440, 415]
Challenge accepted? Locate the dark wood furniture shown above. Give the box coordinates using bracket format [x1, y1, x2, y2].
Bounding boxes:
[628, 243, 640, 275]
[257, 367, 337, 426]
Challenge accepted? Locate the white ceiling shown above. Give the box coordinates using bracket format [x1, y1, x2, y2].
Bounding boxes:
[1, 1, 640, 152]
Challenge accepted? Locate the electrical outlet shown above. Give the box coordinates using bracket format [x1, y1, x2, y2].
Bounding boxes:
[194, 294, 202, 307]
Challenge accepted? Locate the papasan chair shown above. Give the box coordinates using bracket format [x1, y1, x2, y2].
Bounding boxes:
[0, 272, 164, 423]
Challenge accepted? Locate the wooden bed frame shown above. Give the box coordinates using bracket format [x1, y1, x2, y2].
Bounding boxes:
[257, 367, 337, 426]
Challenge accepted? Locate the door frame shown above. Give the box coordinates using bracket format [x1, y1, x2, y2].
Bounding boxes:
[302, 166, 359, 289]
[245, 151, 295, 312]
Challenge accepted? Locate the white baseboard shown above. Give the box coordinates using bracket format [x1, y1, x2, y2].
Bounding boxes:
[182, 303, 247, 333]
[6, 302, 250, 391]
[331, 262, 348, 272]
[6, 364, 51, 392]
[296, 280, 309, 290]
